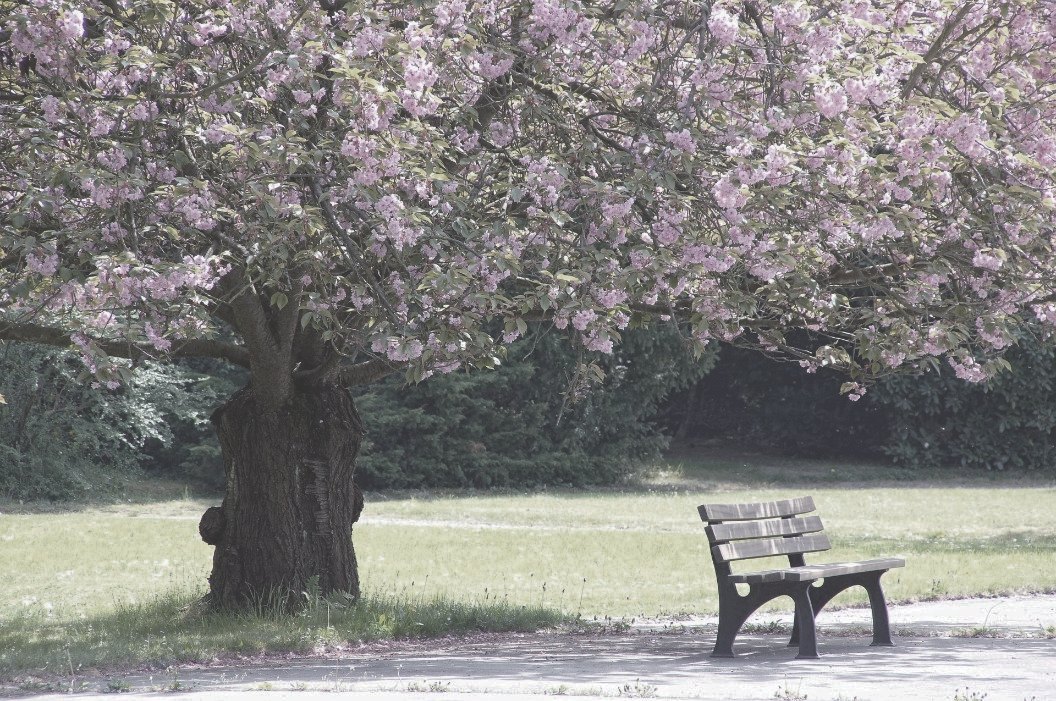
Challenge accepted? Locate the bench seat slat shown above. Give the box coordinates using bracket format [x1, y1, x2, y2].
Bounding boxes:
[707, 515, 823, 544]
[713, 533, 831, 562]
[779, 558, 906, 582]
[698, 496, 815, 522]
[727, 558, 905, 584]
[726, 568, 791, 584]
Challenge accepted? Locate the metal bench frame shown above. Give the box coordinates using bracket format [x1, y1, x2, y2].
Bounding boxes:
[699, 496, 905, 659]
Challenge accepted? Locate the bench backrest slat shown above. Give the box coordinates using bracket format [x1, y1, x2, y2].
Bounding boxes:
[712, 533, 831, 562]
[706, 515, 824, 544]
[697, 496, 815, 522]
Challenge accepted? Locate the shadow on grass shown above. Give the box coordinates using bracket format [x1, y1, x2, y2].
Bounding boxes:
[0, 589, 567, 681]
[371, 447, 1056, 503]
[647, 445, 1056, 492]
[0, 478, 222, 515]
[7, 447, 1055, 516]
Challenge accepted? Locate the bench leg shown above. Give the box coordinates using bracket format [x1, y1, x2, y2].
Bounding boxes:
[791, 584, 819, 659]
[712, 586, 775, 658]
[787, 572, 895, 650]
[864, 572, 894, 646]
[712, 609, 741, 658]
[789, 581, 831, 648]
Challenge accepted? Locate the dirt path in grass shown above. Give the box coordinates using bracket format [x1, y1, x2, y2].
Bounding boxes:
[95, 504, 703, 533]
[9, 594, 1056, 701]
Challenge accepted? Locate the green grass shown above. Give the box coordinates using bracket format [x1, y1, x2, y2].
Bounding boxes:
[355, 484, 1056, 615]
[0, 589, 562, 681]
[2, 451, 1056, 679]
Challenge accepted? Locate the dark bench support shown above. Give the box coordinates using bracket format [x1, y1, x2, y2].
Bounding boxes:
[699, 496, 904, 659]
[787, 571, 893, 650]
[712, 578, 821, 659]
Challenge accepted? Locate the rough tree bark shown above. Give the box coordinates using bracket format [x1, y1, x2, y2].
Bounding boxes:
[198, 379, 365, 609]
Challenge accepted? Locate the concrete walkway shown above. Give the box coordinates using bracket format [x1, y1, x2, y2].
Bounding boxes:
[12, 595, 1056, 701]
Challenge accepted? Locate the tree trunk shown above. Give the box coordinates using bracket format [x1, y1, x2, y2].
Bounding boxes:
[198, 381, 365, 610]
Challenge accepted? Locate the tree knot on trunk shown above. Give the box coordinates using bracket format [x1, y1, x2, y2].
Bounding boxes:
[352, 482, 364, 524]
[199, 505, 226, 545]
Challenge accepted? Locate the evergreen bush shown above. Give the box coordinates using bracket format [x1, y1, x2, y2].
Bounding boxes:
[662, 344, 888, 458]
[355, 326, 713, 489]
[872, 334, 1056, 471]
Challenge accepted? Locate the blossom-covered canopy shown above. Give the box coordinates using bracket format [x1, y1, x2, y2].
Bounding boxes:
[3, 0, 1055, 398]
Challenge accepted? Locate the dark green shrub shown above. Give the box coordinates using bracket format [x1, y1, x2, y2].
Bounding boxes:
[872, 335, 1056, 471]
[663, 333, 1056, 474]
[138, 358, 245, 489]
[0, 344, 140, 499]
[354, 325, 713, 489]
[0, 343, 233, 499]
[2, 327, 708, 497]
[662, 344, 888, 458]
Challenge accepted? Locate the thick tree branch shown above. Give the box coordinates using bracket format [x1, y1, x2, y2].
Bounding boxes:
[218, 271, 281, 359]
[274, 277, 302, 354]
[216, 271, 295, 406]
[337, 358, 402, 386]
[0, 321, 251, 367]
[901, 3, 975, 99]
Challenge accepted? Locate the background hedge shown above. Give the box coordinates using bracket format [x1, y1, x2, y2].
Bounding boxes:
[3, 328, 1055, 500]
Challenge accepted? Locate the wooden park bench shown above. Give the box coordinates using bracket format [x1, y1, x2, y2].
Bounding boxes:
[698, 496, 905, 659]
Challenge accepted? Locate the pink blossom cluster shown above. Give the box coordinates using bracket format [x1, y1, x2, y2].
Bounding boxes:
[707, 6, 739, 46]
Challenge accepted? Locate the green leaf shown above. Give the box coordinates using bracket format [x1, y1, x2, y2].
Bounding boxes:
[271, 292, 289, 310]
[548, 211, 569, 227]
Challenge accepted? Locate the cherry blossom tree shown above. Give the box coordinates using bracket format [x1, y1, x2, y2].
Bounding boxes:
[2, 0, 1055, 608]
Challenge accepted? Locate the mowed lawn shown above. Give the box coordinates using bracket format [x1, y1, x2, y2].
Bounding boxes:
[362, 483, 1056, 615]
[4, 469, 1056, 624]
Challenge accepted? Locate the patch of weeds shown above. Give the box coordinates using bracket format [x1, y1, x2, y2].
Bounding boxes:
[950, 627, 1003, 639]
[325, 681, 354, 693]
[546, 684, 605, 696]
[165, 669, 183, 692]
[926, 579, 949, 599]
[105, 678, 132, 693]
[743, 620, 789, 635]
[1039, 625, 1056, 639]
[616, 679, 658, 698]
[804, 625, 875, 639]
[951, 689, 988, 701]
[406, 680, 451, 693]
[16, 678, 62, 693]
[289, 681, 309, 691]
[774, 680, 808, 700]
[654, 621, 689, 634]
[574, 616, 631, 634]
